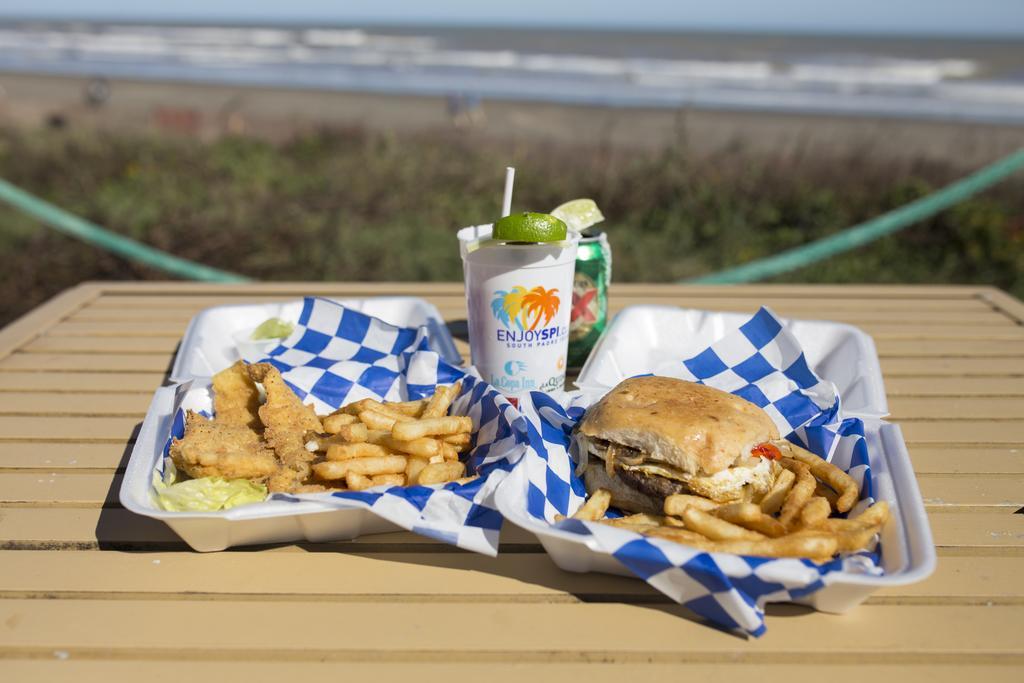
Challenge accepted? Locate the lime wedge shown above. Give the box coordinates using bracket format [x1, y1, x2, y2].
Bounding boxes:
[551, 198, 604, 234]
[493, 212, 568, 243]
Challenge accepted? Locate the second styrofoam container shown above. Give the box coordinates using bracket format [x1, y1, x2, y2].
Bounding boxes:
[576, 305, 889, 418]
[498, 418, 935, 614]
[497, 305, 934, 614]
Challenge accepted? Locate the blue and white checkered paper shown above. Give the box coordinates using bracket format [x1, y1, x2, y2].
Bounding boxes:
[503, 307, 881, 636]
[164, 297, 532, 556]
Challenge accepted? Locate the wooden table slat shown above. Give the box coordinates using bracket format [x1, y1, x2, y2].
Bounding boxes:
[1, 600, 1022, 660]
[4, 663, 1021, 683]
[0, 552, 1021, 607]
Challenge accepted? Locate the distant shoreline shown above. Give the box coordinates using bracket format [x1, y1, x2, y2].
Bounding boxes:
[2, 18, 1023, 40]
[2, 71, 1022, 167]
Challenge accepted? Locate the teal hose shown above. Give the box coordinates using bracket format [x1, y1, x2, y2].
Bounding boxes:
[0, 178, 251, 283]
[687, 148, 1024, 285]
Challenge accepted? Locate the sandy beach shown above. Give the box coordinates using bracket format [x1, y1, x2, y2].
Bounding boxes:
[1, 72, 1022, 167]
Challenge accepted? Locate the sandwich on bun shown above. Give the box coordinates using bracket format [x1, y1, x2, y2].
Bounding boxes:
[574, 376, 782, 514]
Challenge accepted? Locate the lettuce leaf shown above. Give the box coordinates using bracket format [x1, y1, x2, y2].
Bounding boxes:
[251, 317, 294, 340]
[153, 460, 267, 512]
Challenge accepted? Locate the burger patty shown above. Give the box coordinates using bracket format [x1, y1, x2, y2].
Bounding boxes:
[613, 466, 689, 501]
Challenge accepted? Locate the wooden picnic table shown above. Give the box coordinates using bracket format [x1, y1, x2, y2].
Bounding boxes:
[1, 281, 1021, 681]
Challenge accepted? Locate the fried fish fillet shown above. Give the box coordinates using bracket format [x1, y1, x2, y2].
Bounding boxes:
[247, 362, 323, 492]
[211, 360, 262, 429]
[169, 410, 279, 481]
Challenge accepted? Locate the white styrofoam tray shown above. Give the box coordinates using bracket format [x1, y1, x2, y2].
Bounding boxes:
[123, 296, 460, 551]
[169, 296, 461, 382]
[499, 306, 935, 614]
[576, 305, 889, 418]
[120, 380, 404, 552]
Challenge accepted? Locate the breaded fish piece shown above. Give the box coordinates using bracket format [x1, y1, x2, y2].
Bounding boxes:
[247, 362, 323, 491]
[212, 361, 262, 429]
[169, 410, 279, 481]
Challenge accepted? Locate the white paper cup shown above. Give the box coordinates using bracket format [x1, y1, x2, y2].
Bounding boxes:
[459, 224, 579, 396]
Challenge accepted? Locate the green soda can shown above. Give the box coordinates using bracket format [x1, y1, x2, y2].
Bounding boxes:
[568, 231, 611, 367]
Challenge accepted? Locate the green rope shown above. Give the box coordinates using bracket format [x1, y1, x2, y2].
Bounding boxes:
[0, 178, 251, 283]
[687, 148, 1024, 285]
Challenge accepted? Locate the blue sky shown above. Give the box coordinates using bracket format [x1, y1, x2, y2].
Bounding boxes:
[0, 0, 1022, 36]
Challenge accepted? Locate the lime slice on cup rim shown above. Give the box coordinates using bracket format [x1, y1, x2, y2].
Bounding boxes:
[492, 212, 568, 244]
[551, 198, 605, 236]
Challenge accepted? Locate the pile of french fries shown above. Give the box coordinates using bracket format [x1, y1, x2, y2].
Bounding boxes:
[309, 382, 478, 491]
[568, 441, 889, 563]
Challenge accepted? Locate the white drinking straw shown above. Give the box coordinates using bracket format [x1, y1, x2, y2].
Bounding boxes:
[501, 166, 515, 217]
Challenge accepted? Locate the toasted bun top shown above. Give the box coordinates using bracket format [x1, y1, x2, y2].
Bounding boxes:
[578, 376, 779, 475]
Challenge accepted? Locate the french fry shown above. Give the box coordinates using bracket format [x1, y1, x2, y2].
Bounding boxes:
[346, 472, 373, 491]
[417, 461, 466, 486]
[421, 382, 461, 419]
[760, 467, 795, 515]
[776, 441, 859, 513]
[387, 398, 428, 417]
[440, 442, 461, 461]
[341, 398, 383, 416]
[452, 475, 480, 486]
[638, 525, 838, 561]
[616, 513, 672, 526]
[682, 507, 767, 541]
[663, 493, 719, 517]
[373, 403, 416, 422]
[329, 422, 368, 443]
[814, 481, 840, 511]
[618, 513, 687, 528]
[367, 432, 441, 458]
[341, 398, 412, 419]
[833, 526, 880, 553]
[429, 454, 445, 464]
[393, 416, 473, 441]
[370, 473, 405, 487]
[313, 455, 407, 480]
[708, 533, 839, 562]
[326, 442, 391, 461]
[810, 502, 888, 554]
[642, 526, 719, 545]
[405, 456, 429, 485]
[713, 502, 786, 538]
[322, 413, 358, 433]
[443, 433, 472, 447]
[798, 496, 832, 529]
[779, 459, 815, 529]
[572, 488, 612, 521]
[314, 424, 369, 450]
[815, 517, 863, 533]
[851, 500, 891, 528]
[598, 519, 663, 532]
[358, 409, 406, 431]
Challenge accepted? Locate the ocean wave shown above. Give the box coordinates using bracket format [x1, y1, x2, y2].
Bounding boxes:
[0, 23, 1018, 122]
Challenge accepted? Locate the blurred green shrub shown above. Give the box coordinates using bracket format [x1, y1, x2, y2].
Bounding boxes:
[0, 126, 1020, 326]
